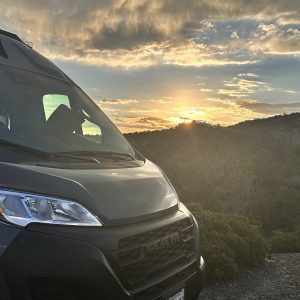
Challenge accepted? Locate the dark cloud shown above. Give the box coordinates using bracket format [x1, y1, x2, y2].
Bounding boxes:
[138, 116, 170, 125]
[238, 101, 300, 114]
[90, 23, 166, 50]
[113, 115, 173, 132]
[2, 0, 300, 53]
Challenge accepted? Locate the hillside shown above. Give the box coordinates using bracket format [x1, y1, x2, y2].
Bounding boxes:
[126, 113, 300, 234]
[234, 112, 300, 130]
[233, 113, 300, 146]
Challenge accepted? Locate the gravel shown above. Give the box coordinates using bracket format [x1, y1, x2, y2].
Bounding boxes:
[199, 253, 300, 299]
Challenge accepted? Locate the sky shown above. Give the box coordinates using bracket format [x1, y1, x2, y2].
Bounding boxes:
[0, 0, 300, 132]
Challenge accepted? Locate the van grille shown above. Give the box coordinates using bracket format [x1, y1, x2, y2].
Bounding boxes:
[134, 263, 196, 300]
[118, 218, 194, 286]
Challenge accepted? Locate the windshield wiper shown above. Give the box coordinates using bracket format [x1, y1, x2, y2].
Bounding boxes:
[52, 153, 100, 163]
[0, 139, 99, 163]
[0, 139, 49, 158]
[0, 139, 134, 163]
[57, 150, 135, 160]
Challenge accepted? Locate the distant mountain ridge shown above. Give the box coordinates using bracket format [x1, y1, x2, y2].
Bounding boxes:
[232, 113, 300, 145]
[233, 112, 300, 129]
[126, 113, 300, 146]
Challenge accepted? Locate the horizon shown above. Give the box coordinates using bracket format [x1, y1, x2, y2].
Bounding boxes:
[125, 111, 300, 134]
[1, 0, 300, 132]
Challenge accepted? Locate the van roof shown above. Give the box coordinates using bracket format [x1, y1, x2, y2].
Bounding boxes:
[0, 29, 72, 83]
[0, 29, 23, 43]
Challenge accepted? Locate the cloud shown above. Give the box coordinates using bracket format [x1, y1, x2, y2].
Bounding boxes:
[248, 23, 300, 54]
[114, 115, 174, 132]
[1, 0, 300, 68]
[138, 116, 171, 126]
[218, 89, 249, 98]
[99, 98, 138, 105]
[238, 73, 260, 77]
[231, 31, 239, 39]
[199, 88, 214, 92]
[38, 38, 256, 68]
[224, 79, 266, 90]
[218, 76, 270, 98]
[238, 100, 300, 114]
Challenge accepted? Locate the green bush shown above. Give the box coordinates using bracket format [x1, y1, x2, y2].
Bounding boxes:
[269, 227, 300, 253]
[188, 203, 268, 284]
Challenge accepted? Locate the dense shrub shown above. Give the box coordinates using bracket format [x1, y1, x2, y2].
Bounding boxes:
[188, 203, 268, 284]
[269, 227, 300, 253]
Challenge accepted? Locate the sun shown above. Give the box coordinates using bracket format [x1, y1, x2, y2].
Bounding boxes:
[182, 119, 193, 124]
[170, 116, 194, 126]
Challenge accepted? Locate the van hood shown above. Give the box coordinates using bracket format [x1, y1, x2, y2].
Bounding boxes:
[0, 160, 179, 225]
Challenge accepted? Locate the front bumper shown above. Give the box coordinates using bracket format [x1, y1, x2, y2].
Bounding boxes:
[0, 211, 205, 300]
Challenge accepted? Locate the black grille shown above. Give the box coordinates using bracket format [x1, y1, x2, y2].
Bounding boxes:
[134, 263, 196, 300]
[118, 218, 195, 286]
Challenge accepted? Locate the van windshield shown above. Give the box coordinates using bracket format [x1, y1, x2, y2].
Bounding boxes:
[0, 65, 135, 158]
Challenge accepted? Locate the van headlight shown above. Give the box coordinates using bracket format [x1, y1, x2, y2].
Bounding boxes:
[0, 190, 101, 227]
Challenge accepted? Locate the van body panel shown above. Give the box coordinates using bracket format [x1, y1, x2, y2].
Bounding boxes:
[0, 160, 178, 224]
